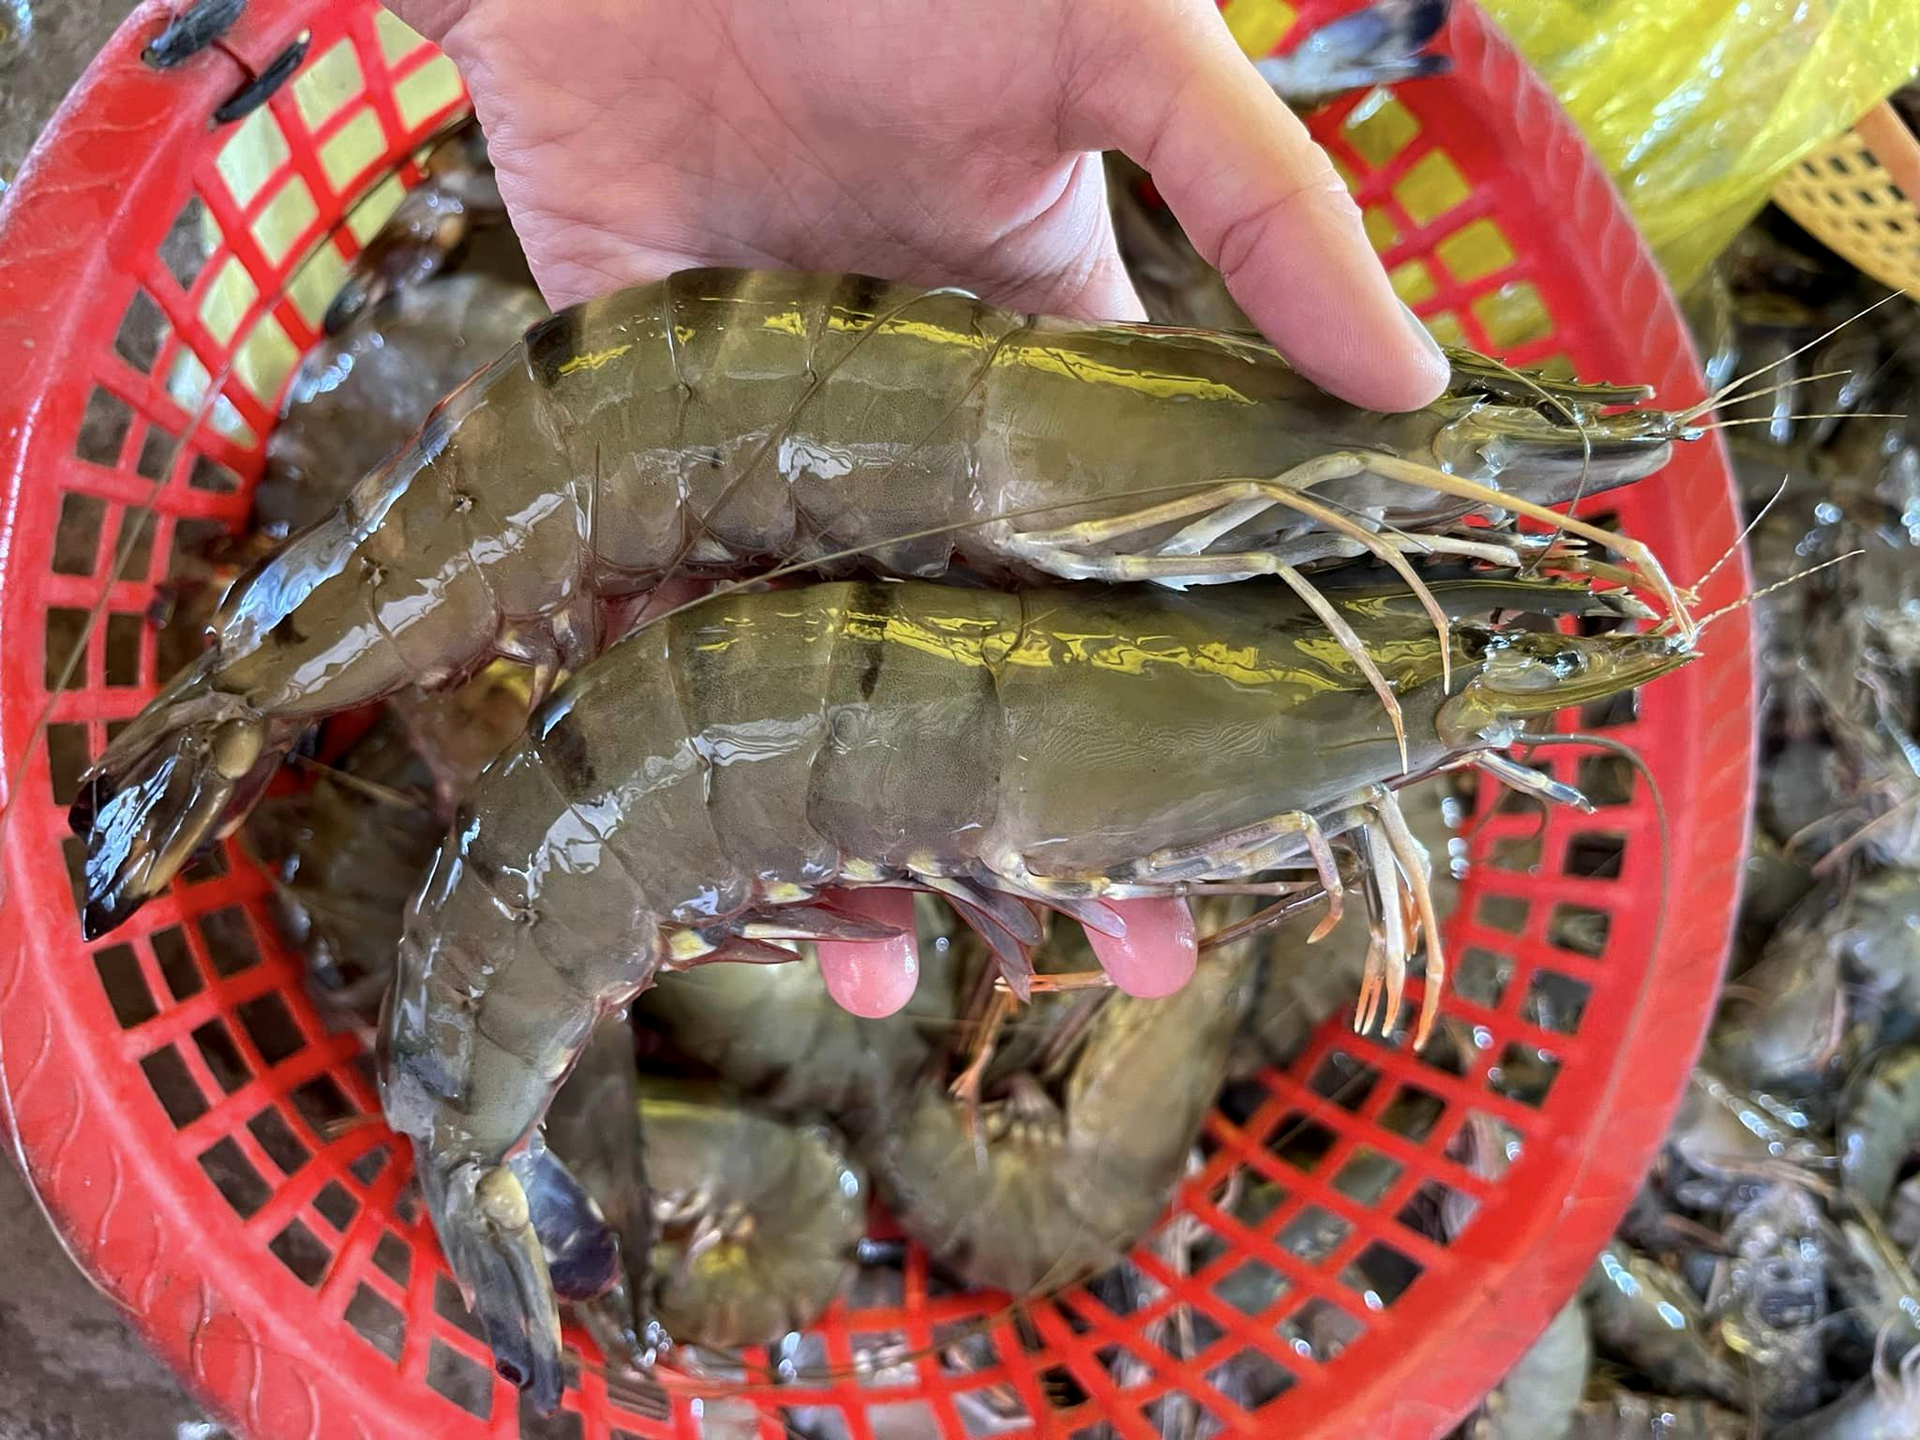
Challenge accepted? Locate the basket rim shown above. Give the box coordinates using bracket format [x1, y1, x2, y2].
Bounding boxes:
[0, 3, 1755, 1437]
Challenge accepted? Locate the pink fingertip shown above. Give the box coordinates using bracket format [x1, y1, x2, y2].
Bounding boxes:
[817, 889, 921, 1018]
[1086, 898, 1197, 998]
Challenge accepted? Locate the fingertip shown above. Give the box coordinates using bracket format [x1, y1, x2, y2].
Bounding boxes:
[1085, 898, 1197, 998]
[817, 890, 921, 1018]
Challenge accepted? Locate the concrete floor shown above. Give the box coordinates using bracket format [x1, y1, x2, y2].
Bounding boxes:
[3, 6, 222, 1434]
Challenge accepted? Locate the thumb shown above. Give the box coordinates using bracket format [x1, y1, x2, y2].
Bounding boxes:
[1069, 4, 1449, 412]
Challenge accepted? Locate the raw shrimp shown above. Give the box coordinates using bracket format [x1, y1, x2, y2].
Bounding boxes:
[1840, 1047, 1920, 1215]
[72, 264, 1704, 935]
[634, 1078, 866, 1349]
[1711, 883, 1850, 1089]
[631, 893, 959, 1121]
[241, 713, 443, 1031]
[1566, 1389, 1745, 1440]
[1710, 1182, 1829, 1420]
[1582, 1243, 1747, 1407]
[859, 925, 1255, 1295]
[1254, 0, 1452, 109]
[259, 272, 548, 541]
[375, 569, 1688, 1405]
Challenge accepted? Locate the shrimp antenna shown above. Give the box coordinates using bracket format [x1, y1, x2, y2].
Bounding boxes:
[1693, 549, 1866, 633]
[1689, 411, 1907, 434]
[1677, 291, 1907, 424]
[1693, 472, 1791, 593]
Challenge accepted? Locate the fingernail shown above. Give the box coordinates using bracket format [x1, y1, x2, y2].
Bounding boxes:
[1399, 299, 1447, 364]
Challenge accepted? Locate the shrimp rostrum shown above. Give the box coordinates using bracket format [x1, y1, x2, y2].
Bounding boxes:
[73, 266, 1710, 938]
[375, 569, 1691, 1408]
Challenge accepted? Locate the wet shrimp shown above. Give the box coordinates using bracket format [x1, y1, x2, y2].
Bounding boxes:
[1840, 1047, 1920, 1216]
[1582, 1242, 1747, 1407]
[635, 1078, 867, 1349]
[373, 568, 1689, 1406]
[859, 919, 1255, 1295]
[1467, 1299, 1590, 1440]
[72, 265, 1714, 935]
[259, 272, 548, 543]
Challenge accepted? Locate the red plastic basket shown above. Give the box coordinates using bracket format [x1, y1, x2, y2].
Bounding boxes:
[0, 2, 1753, 1436]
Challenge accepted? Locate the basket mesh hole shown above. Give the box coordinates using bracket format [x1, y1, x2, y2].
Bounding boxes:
[1347, 1240, 1421, 1307]
[141, 1044, 209, 1126]
[1306, 1051, 1381, 1112]
[292, 37, 365, 126]
[427, 1338, 492, 1419]
[373, 1231, 411, 1286]
[180, 843, 229, 883]
[1474, 893, 1529, 936]
[62, 836, 87, 909]
[1547, 902, 1610, 958]
[193, 1018, 250, 1093]
[1435, 217, 1516, 284]
[1472, 281, 1552, 350]
[253, 177, 321, 267]
[110, 505, 158, 581]
[1492, 1043, 1561, 1106]
[113, 289, 171, 374]
[1276, 1203, 1351, 1265]
[46, 723, 87, 806]
[135, 424, 179, 484]
[1362, 205, 1398, 251]
[248, 1106, 310, 1174]
[1579, 686, 1639, 729]
[1566, 831, 1627, 879]
[92, 943, 155, 1027]
[1342, 94, 1420, 166]
[201, 905, 261, 975]
[394, 52, 463, 128]
[1207, 1347, 1294, 1410]
[1393, 149, 1470, 226]
[1265, 1113, 1336, 1172]
[1522, 969, 1592, 1034]
[104, 612, 143, 686]
[435, 1273, 486, 1341]
[1400, 1177, 1478, 1243]
[1378, 1083, 1444, 1142]
[199, 1136, 270, 1217]
[76, 386, 133, 466]
[290, 1075, 355, 1136]
[315, 1180, 360, 1231]
[518, 1396, 585, 1440]
[216, 105, 289, 208]
[238, 991, 306, 1065]
[53, 493, 105, 575]
[1331, 1148, 1401, 1206]
[345, 1281, 405, 1361]
[150, 924, 202, 1001]
[349, 1144, 390, 1185]
[1456, 947, 1512, 1008]
[1446, 1112, 1521, 1179]
[1284, 1295, 1362, 1363]
[1389, 258, 1436, 306]
[1577, 753, 1636, 806]
[45, 607, 88, 690]
[235, 312, 302, 407]
[159, 196, 212, 290]
[1142, 1395, 1219, 1440]
[1488, 830, 1542, 872]
[270, 1216, 332, 1286]
[1215, 1258, 1285, 1317]
[187, 454, 242, 494]
[1230, 1179, 1288, 1229]
[319, 109, 386, 192]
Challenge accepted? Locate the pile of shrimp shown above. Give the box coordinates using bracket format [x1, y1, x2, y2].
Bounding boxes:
[54, 12, 1812, 1428]
[1459, 202, 1920, 1440]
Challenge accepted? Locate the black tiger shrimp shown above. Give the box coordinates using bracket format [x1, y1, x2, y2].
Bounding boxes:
[71, 264, 1728, 938]
[369, 567, 1690, 1407]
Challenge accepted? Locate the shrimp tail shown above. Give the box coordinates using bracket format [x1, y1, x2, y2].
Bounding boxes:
[1256, 0, 1452, 108]
[66, 653, 288, 938]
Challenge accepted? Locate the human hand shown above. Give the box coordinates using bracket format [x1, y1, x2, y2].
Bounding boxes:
[386, 0, 1444, 1013]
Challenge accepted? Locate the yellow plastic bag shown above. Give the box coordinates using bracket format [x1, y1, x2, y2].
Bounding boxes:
[1478, 0, 1920, 289]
